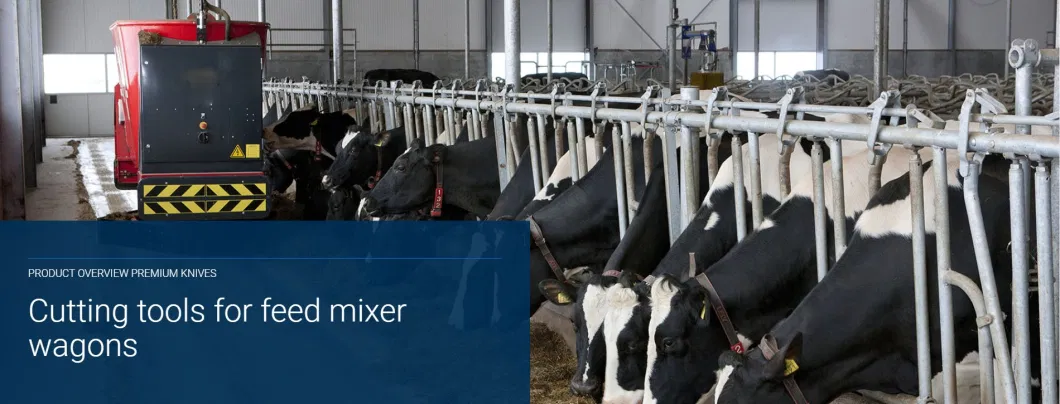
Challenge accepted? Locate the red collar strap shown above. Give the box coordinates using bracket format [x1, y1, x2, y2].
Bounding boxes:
[759, 334, 809, 404]
[314, 141, 323, 161]
[691, 254, 744, 354]
[275, 151, 294, 170]
[528, 216, 566, 283]
[429, 148, 444, 217]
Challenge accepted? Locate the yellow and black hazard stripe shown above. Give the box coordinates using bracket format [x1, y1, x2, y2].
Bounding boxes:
[143, 183, 266, 199]
[204, 183, 267, 197]
[142, 199, 267, 215]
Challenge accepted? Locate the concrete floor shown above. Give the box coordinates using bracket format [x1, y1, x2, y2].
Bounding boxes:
[26, 137, 135, 220]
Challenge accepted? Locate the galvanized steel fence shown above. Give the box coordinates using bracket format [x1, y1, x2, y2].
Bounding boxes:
[263, 43, 1060, 402]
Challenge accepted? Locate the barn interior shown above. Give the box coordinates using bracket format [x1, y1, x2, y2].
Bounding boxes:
[1, 0, 1059, 403]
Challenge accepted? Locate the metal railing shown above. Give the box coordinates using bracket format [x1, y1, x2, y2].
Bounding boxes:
[263, 44, 1060, 401]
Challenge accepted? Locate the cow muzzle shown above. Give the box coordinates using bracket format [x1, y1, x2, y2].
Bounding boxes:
[570, 377, 602, 398]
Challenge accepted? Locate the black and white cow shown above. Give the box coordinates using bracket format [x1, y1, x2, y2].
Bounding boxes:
[262, 107, 361, 220]
[361, 136, 502, 220]
[636, 145, 923, 404]
[364, 68, 440, 88]
[513, 135, 609, 221]
[321, 126, 407, 220]
[793, 69, 851, 85]
[485, 128, 559, 220]
[711, 154, 1030, 404]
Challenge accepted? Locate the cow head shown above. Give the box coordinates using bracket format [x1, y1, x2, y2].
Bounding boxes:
[361, 137, 442, 216]
[326, 186, 362, 221]
[644, 275, 750, 404]
[322, 129, 398, 192]
[262, 106, 321, 151]
[263, 107, 358, 154]
[599, 271, 652, 404]
[713, 333, 803, 404]
[263, 149, 305, 196]
[538, 274, 614, 401]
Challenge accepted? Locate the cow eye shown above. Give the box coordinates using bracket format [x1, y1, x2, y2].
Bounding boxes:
[662, 337, 676, 351]
[627, 341, 644, 352]
[394, 164, 405, 172]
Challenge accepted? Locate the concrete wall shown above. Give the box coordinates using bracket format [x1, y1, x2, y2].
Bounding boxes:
[266, 50, 490, 82]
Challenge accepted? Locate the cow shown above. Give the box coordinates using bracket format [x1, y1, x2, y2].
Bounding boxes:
[634, 144, 926, 404]
[793, 69, 851, 85]
[361, 135, 503, 220]
[363, 68, 440, 88]
[537, 130, 806, 400]
[261, 107, 361, 220]
[485, 128, 559, 221]
[513, 135, 608, 221]
[710, 153, 1030, 404]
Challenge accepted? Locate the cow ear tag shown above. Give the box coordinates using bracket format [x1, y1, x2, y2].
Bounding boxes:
[783, 359, 799, 376]
[538, 279, 573, 306]
[310, 118, 320, 126]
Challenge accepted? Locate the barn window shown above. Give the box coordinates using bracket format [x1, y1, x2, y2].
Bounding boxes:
[106, 54, 120, 92]
[42, 54, 108, 94]
[735, 52, 819, 79]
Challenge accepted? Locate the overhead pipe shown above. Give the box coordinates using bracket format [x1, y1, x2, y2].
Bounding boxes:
[331, 0, 342, 84]
[504, 0, 521, 91]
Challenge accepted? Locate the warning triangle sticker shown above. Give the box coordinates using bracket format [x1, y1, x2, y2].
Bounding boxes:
[230, 144, 245, 158]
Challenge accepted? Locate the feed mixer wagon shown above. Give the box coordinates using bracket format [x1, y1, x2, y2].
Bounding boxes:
[109, 1, 271, 220]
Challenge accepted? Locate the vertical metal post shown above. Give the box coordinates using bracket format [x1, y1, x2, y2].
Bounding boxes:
[612, 126, 630, 238]
[934, 147, 958, 404]
[537, 115, 550, 185]
[948, 0, 956, 75]
[505, 0, 521, 91]
[1035, 164, 1058, 404]
[730, 0, 739, 78]
[257, 0, 265, 22]
[964, 160, 1019, 404]
[829, 139, 846, 257]
[331, 0, 343, 84]
[1005, 0, 1013, 79]
[874, 0, 890, 95]
[909, 152, 933, 404]
[576, 118, 588, 177]
[1010, 160, 1032, 404]
[547, 0, 553, 83]
[527, 116, 544, 193]
[902, 0, 908, 76]
[465, 0, 471, 80]
[668, 1, 678, 90]
[753, 0, 761, 78]
[811, 140, 827, 281]
[186, 0, 193, 16]
[680, 87, 700, 228]
[747, 132, 763, 228]
[622, 122, 636, 220]
[413, 0, 420, 70]
[731, 135, 747, 242]
[494, 112, 510, 191]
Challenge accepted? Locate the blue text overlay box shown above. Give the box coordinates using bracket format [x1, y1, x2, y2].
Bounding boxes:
[0, 221, 530, 404]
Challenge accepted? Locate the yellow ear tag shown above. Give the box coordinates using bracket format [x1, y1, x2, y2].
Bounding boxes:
[375, 140, 385, 147]
[556, 292, 572, 305]
[700, 304, 707, 320]
[783, 359, 799, 376]
[310, 118, 320, 126]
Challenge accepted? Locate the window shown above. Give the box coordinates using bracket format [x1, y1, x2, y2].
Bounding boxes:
[106, 54, 120, 91]
[43, 54, 109, 94]
[735, 52, 818, 79]
[489, 52, 590, 80]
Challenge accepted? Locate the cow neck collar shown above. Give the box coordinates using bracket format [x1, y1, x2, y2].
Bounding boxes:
[759, 334, 810, 404]
[528, 216, 567, 283]
[314, 140, 336, 161]
[428, 148, 445, 217]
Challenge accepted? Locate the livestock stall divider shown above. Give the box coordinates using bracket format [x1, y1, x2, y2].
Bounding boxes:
[264, 60, 1060, 402]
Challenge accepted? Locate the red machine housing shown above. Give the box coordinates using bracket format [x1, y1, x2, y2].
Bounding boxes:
[109, 18, 269, 189]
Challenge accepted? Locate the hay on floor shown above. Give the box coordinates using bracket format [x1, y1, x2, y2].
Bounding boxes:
[530, 323, 594, 404]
